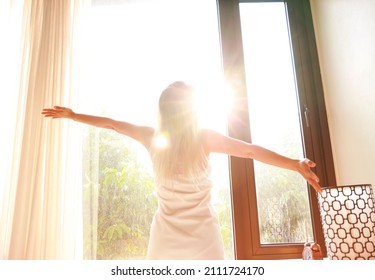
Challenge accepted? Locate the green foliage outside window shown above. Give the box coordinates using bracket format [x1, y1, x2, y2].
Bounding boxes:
[255, 133, 313, 244]
[83, 128, 157, 259]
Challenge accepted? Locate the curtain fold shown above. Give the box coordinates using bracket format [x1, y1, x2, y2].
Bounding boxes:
[0, 0, 89, 259]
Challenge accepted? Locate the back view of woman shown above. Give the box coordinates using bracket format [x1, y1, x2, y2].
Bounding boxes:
[42, 81, 321, 260]
[148, 82, 225, 259]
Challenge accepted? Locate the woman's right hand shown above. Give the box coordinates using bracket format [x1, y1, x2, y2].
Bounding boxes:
[295, 158, 322, 193]
[42, 106, 75, 119]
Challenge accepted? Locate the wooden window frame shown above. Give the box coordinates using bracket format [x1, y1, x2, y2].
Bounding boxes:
[217, 0, 336, 259]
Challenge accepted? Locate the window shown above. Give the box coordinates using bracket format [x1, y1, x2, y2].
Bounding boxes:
[240, 2, 313, 245]
[217, 0, 336, 259]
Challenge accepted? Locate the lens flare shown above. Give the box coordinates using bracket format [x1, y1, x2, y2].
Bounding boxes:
[153, 133, 169, 149]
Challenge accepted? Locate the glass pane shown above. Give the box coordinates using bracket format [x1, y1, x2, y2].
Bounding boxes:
[239, 2, 313, 244]
[81, 0, 234, 259]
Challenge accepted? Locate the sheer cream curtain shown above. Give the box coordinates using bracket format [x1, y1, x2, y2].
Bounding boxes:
[0, 0, 90, 259]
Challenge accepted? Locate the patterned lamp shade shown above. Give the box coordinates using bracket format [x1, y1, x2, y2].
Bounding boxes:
[317, 184, 375, 260]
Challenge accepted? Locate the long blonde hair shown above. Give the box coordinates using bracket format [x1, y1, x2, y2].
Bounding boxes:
[150, 81, 208, 183]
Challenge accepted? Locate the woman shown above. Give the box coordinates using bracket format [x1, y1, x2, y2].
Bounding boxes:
[42, 81, 321, 260]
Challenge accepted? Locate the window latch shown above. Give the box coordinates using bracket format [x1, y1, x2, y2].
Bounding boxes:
[304, 105, 310, 127]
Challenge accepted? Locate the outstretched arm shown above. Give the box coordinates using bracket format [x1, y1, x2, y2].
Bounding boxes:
[42, 106, 154, 148]
[203, 129, 322, 193]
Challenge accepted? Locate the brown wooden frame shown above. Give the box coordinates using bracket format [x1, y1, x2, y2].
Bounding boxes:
[217, 0, 336, 259]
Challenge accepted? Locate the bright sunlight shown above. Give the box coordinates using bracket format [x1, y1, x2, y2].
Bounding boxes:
[80, 0, 234, 259]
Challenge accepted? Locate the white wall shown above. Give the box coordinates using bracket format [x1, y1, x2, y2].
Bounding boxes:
[310, 0, 375, 189]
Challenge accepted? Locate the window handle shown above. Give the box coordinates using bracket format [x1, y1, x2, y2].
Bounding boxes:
[304, 105, 310, 127]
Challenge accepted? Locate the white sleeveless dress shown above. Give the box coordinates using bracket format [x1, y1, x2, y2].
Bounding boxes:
[146, 169, 225, 260]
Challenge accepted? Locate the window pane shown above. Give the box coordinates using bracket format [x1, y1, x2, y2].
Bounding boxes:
[239, 2, 314, 244]
[81, 0, 234, 259]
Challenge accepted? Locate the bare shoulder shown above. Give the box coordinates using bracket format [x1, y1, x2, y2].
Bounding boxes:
[200, 128, 253, 157]
[201, 128, 221, 140]
[200, 129, 226, 152]
[138, 126, 155, 148]
[113, 120, 155, 148]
